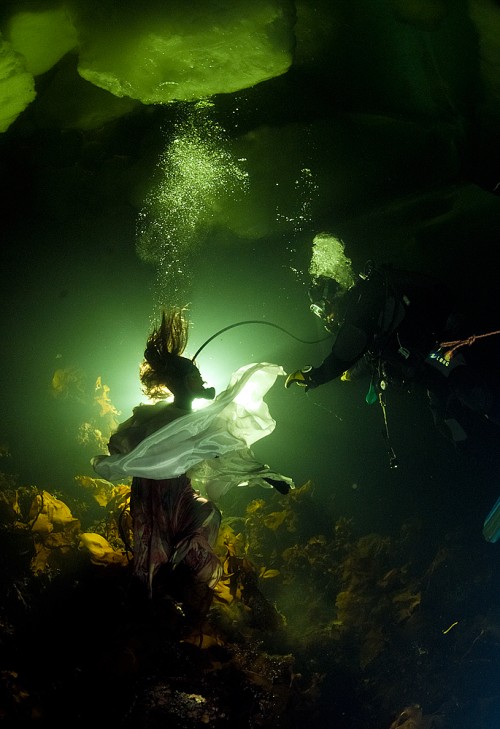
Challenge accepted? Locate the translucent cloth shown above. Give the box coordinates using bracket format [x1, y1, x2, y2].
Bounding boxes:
[92, 362, 294, 500]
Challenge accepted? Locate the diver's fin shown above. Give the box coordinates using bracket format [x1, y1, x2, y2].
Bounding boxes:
[483, 495, 500, 543]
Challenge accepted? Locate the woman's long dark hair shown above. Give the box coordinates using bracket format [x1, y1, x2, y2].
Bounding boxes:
[139, 307, 190, 400]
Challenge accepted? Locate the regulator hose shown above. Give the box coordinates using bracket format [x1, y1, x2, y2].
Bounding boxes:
[191, 319, 331, 362]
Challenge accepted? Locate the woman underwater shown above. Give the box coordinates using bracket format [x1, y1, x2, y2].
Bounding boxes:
[92, 307, 294, 618]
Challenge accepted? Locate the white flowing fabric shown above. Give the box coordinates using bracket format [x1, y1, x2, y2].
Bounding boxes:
[187, 447, 293, 502]
[91, 362, 294, 500]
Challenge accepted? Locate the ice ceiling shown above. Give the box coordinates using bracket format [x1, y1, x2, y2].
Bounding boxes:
[2, 0, 500, 306]
[0, 0, 296, 130]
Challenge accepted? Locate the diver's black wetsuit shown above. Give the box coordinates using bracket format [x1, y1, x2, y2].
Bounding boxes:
[307, 264, 500, 447]
[309, 265, 455, 387]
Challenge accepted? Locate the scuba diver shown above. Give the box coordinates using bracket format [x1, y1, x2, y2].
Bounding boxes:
[285, 256, 500, 453]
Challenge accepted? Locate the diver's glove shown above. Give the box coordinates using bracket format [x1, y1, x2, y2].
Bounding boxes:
[285, 366, 316, 391]
[264, 477, 291, 495]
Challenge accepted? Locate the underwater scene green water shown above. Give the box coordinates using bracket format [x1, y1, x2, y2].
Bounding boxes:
[1, 2, 500, 726]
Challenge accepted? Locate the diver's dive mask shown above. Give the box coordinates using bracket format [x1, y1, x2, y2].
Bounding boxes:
[308, 276, 341, 331]
[309, 301, 327, 319]
[309, 301, 335, 330]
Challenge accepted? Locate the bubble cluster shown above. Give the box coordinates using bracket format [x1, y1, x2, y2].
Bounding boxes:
[308, 232, 355, 289]
[277, 166, 319, 283]
[136, 100, 248, 308]
[277, 167, 317, 232]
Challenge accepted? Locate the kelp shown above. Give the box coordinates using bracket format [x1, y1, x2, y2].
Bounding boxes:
[50, 366, 87, 401]
[209, 528, 285, 636]
[78, 532, 128, 567]
[389, 704, 444, 728]
[0, 471, 499, 728]
[0, 477, 129, 577]
[51, 371, 121, 453]
[74, 475, 132, 552]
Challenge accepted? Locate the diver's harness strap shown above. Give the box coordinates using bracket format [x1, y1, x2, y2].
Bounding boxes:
[361, 261, 412, 385]
[358, 269, 500, 468]
[360, 262, 414, 469]
[376, 378, 399, 469]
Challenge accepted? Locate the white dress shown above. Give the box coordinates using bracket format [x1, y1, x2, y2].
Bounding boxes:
[92, 362, 294, 502]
